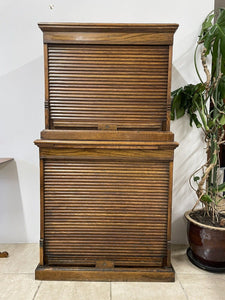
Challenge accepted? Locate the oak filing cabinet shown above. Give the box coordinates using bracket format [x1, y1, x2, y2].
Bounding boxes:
[35, 23, 178, 281]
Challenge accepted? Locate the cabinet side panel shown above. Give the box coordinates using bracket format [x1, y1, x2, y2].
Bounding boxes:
[166, 45, 173, 131]
[44, 44, 50, 129]
[40, 158, 44, 265]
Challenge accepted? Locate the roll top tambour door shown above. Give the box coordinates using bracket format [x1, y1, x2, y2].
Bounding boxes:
[43, 159, 170, 267]
[47, 44, 169, 130]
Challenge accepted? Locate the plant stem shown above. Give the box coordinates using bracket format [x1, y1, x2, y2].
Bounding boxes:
[194, 44, 204, 83]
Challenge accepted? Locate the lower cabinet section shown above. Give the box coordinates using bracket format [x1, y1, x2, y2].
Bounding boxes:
[35, 136, 177, 281]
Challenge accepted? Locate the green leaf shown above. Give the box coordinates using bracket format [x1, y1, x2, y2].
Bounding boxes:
[171, 83, 205, 126]
[220, 36, 225, 63]
[202, 14, 214, 31]
[171, 91, 180, 120]
[200, 9, 225, 64]
[190, 113, 202, 128]
[171, 89, 185, 120]
[220, 114, 225, 125]
[201, 194, 213, 203]
[218, 75, 225, 98]
[170, 111, 175, 120]
[221, 57, 225, 75]
[216, 182, 225, 192]
[203, 25, 217, 54]
[216, 8, 225, 29]
[208, 119, 216, 129]
[176, 106, 185, 119]
[215, 9, 225, 62]
[171, 87, 182, 97]
[199, 11, 215, 44]
[194, 176, 200, 182]
[212, 37, 219, 76]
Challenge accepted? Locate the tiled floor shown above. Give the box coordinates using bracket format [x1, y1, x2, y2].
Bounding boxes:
[0, 244, 225, 300]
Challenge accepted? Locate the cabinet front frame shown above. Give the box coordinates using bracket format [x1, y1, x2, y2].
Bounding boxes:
[38, 145, 174, 269]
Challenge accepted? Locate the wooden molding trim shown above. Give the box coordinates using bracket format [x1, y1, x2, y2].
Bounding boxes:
[34, 139, 179, 150]
[38, 23, 178, 33]
[38, 23, 178, 45]
[35, 264, 175, 282]
[40, 130, 175, 142]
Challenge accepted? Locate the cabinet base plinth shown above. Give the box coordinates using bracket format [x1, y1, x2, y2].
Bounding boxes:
[35, 264, 175, 282]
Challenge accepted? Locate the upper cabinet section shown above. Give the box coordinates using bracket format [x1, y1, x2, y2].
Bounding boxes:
[39, 23, 178, 131]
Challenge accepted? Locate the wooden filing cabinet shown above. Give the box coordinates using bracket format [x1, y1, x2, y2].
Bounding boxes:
[35, 23, 178, 281]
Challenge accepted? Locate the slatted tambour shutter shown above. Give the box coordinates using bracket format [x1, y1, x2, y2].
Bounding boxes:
[44, 159, 170, 267]
[48, 45, 169, 130]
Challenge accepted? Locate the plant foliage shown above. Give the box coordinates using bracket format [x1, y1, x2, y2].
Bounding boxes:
[171, 9, 225, 224]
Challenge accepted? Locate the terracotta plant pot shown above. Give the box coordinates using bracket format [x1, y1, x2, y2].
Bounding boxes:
[185, 210, 225, 272]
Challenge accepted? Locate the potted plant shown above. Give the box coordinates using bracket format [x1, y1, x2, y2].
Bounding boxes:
[171, 8, 225, 272]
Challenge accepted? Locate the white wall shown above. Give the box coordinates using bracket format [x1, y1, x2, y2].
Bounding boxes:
[0, 0, 213, 243]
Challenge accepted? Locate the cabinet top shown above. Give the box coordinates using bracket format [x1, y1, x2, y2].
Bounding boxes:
[38, 23, 178, 33]
[38, 23, 178, 45]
